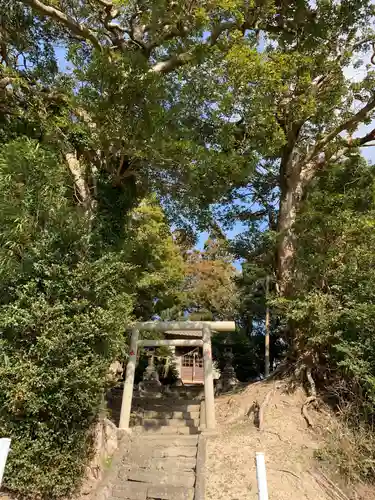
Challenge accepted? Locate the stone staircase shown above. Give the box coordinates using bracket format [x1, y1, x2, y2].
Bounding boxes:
[130, 398, 201, 435]
[105, 391, 205, 500]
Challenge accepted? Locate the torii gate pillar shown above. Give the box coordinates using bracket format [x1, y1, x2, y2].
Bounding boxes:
[202, 324, 215, 430]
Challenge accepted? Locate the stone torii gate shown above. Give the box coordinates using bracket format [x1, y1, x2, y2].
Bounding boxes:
[119, 321, 235, 432]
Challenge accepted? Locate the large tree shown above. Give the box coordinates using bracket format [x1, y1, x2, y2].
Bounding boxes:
[214, 1, 375, 295]
[15, 1, 359, 228]
[7, 0, 266, 221]
[0, 3, 187, 496]
[3, 2, 375, 493]
[10, 2, 375, 288]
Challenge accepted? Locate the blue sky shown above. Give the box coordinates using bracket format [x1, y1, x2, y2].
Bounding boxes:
[196, 223, 247, 251]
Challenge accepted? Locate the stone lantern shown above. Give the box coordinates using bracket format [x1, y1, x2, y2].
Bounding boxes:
[138, 347, 162, 398]
[216, 334, 239, 392]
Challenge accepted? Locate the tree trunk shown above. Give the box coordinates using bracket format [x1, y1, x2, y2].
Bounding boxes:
[264, 275, 270, 377]
[66, 152, 93, 214]
[277, 160, 305, 296]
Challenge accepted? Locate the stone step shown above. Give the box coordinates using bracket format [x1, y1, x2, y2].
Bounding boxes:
[132, 406, 201, 414]
[152, 446, 197, 458]
[143, 410, 200, 419]
[148, 457, 196, 471]
[136, 406, 200, 411]
[127, 469, 195, 488]
[124, 449, 196, 469]
[136, 434, 198, 446]
[111, 482, 194, 500]
[147, 485, 194, 500]
[142, 418, 199, 428]
[111, 481, 148, 499]
[172, 385, 204, 391]
[132, 425, 199, 435]
[169, 387, 204, 395]
[132, 398, 200, 409]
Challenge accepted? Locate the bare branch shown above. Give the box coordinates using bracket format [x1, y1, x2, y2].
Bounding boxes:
[146, 24, 189, 53]
[233, 209, 268, 221]
[20, 0, 102, 50]
[299, 126, 375, 186]
[209, 14, 293, 46]
[305, 96, 375, 164]
[151, 51, 194, 74]
[353, 36, 375, 52]
[354, 127, 375, 146]
[210, 21, 237, 45]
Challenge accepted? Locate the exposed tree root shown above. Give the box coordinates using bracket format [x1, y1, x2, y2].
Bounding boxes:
[266, 361, 290, 380]
[302, 367, 318, 427]
[302, 395, 316, 427]
[319, 470, 351, 500]
[310, 470, 350, 500]
[246, 400, 260, 428]
[275, 469, 301, 480]
[258, 385, 275, 431]
[265, 430, 283, 441]
[306, 367, 317, 397]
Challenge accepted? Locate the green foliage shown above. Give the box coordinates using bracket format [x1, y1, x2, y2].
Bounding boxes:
[0, 140, 183, 498]
[281, 156, 375, 409]
[4, 0, 375, 493]
[0, 139, 127, 498]
[124, 198, 185, 319]
[163, 237, 238, 321]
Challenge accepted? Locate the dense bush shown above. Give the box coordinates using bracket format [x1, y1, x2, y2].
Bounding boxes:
[282, 158, 375, 407]
[275, 157, 375, 480]
[0, 140, 129, 497]
[0, 139, 183, 498]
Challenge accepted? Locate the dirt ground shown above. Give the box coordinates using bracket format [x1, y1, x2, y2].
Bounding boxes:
[206, 381, 374, 500]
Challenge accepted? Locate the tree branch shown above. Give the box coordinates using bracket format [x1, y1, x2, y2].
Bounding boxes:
[234, 209, 268, 221]
[357, 127, 375, 146]
[210, 21, 237, 45]
[18, 1, 297, 76]
[20, 0, 102, 50]
[66, 152, 93, 212]
[93, 0, 113, 7]
[151, 51, 194, 74]
[146, 24, 189, 53]
[305, 96, 375, 164]
[209, 13, 293, 46]
[353, 36, 375, 52]
[299, 126, 375, 188]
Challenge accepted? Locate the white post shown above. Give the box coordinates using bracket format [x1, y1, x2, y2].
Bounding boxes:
[119, 328, 139, 430]
[0, 438, 11, 487]
[202, 324, 216, 430]
[255, 452, 269, 500]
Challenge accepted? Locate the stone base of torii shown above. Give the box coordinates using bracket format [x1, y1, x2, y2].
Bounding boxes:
[119, 321, 235, 432]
